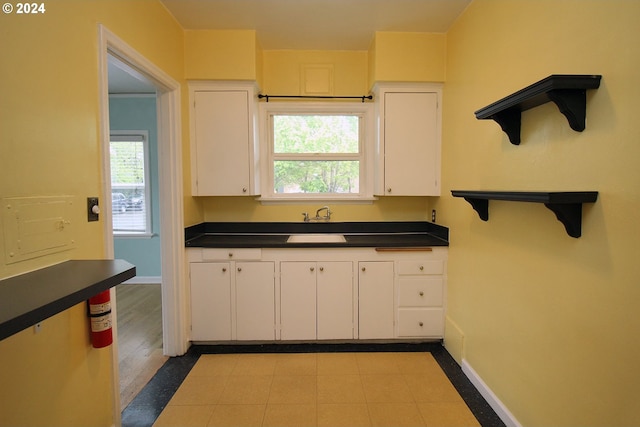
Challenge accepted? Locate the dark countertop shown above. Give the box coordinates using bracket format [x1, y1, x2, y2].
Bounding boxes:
[0, 259, 136, 341]
[185, 221, 449, 248]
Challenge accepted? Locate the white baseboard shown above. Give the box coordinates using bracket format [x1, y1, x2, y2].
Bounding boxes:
[461, 359, 522, 427]
[122, 275, 161, 285]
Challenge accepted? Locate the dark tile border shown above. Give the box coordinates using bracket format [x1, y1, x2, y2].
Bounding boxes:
[122, 342, 505, 427]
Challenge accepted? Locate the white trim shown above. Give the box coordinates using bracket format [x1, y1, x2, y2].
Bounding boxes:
[255, 196, 377, 205]
[98, 23, 188, 425]
[461, 359, 523, 427]
[109, 93, 157, 99]
[258, 101, 375, 201]
[98, 24, 188, 356]
[122, 276, 162, 285]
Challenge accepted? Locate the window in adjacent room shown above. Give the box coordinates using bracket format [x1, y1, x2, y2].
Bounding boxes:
[261, 102, 374, 201]
[110, 131, 152, 236]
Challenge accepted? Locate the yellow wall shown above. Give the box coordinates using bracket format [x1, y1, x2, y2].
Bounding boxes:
[0, 1, 185, 425]
[261, 49, 369, 95]
[185, 29, 259, 80]
[369, 31, 446, 85]
[439, 1, 640, 425]
[202, 197, 431, 223]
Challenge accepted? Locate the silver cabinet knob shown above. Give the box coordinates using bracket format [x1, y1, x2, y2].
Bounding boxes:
[222, 267, 227, 273]
[310, 267, 315, 272]
[228, 252, 233, 258]
[419, 291, 424, 296]
[237, 267, 242, 272]
[387, 188, 392, 193]
[242, 187, 247, 193]
[319, 266, 324, 272]
[419, 265, 424, 271]
[361, 267, 366, 272]
[419, 322, 424, 327]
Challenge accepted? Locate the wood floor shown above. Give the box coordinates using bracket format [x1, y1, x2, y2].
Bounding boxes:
[116, 284, 168, 410]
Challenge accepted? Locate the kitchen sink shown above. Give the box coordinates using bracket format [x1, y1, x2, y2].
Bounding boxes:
[286, 234, 346, 243]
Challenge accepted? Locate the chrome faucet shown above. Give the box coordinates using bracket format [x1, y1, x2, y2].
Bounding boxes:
[302, 206, 332, 222]
[315, 206, 331, 221]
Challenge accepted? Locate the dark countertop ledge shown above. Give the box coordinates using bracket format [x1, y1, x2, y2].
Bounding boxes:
[185, 221, 449, 248]
[0, 259, 136, 342]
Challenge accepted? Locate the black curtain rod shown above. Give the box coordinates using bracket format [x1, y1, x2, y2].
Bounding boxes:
[258, 94, 373, 103]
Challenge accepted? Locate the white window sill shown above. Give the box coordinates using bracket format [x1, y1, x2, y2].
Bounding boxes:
[113, 232, 156, 239]
[256, 196, 378, 205]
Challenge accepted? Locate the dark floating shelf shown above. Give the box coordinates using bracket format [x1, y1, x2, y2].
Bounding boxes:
[451, 191, 598, 238]
[0, 259, 135, 341]
[475, 75, 602, 145]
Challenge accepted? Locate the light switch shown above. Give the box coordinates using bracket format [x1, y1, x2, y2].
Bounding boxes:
[87, 197, 99, 222]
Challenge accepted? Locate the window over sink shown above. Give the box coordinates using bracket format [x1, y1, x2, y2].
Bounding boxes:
[259, 102, 375, 202]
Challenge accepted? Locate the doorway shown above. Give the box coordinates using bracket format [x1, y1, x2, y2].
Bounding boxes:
[98, 24, 188, 422]
[107, 54, 167, 409]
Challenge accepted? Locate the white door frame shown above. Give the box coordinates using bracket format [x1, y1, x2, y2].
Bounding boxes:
[97, 24, 189, 422]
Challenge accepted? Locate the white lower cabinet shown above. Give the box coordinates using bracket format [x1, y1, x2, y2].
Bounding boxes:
[188, 246, 446, 342]
[395, 260, 445, 338]
[189, 249, 275, 341]
[358, 261, 395, 339]
[189, 262, 232, 341]
[235, 262, 275, 340]
[280, 261, 353, 340]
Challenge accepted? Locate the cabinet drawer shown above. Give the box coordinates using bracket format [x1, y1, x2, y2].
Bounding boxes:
[202, 248, 262, 261]
[397, 260, 443, 275]
[397, 308, 444, 337]
[397, 277, 443, 307]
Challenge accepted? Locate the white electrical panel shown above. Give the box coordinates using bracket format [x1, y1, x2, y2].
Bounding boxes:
[2, 196, 76, 264]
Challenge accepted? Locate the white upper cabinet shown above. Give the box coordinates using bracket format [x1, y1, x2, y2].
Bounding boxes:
[374, 83, 442, 196]
[189, 81, 260, 196]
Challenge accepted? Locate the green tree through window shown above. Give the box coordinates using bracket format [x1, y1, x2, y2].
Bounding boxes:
[272, 115, 361, 194]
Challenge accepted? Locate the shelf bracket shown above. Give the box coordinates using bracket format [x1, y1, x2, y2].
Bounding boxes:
[490, 109, 522, 145]
[547, 89, 588, 132]
[463, 197, 489, 221]
[543, 202, 583, 238]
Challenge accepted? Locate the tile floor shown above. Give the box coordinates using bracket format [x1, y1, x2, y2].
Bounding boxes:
[152, 352, 481, 427]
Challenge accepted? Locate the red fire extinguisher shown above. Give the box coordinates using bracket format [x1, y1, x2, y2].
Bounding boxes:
[88, 290, 113, 348]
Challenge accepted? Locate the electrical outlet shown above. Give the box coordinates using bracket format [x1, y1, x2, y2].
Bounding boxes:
[34, 322, 42, 334]
[431, 209, 436, 223]
[87, 197, 99, 222]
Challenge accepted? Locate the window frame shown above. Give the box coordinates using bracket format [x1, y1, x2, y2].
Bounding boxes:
[258, 102, 375, 203]
[110, 130, 153, 237]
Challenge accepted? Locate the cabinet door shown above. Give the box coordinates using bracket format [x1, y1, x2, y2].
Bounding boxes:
[235, 262, 275, 340]
[358, 261, 394, 339]
[189, 262, 231, 341]
[280, 262, 317, 340]
[193, 90, 251, 195]
[383, 91, 439, 196]
[317, 262, 353, 340]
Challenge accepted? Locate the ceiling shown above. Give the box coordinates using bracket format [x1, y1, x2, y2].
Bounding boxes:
[160, 0, 472, 50]
[108, 54, 157, 95]
[108, 0, 471, 93]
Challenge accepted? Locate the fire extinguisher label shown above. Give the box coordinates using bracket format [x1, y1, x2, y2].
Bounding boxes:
[89, 301, 111, 315]
[91, 314, 112, 332]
